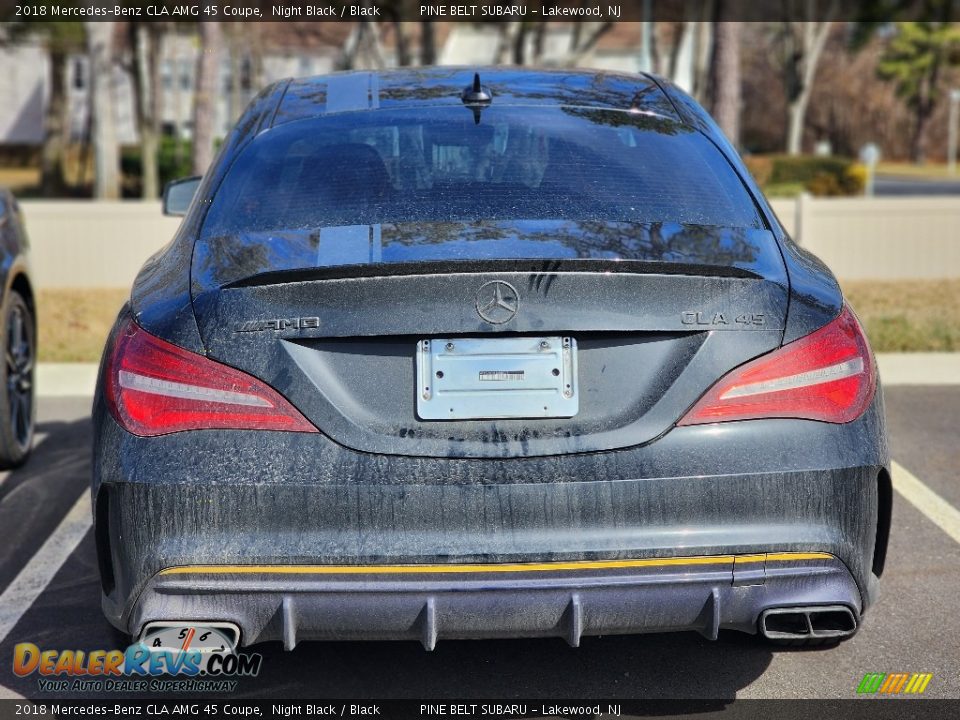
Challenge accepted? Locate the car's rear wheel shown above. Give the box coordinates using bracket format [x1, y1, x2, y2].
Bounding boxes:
[0, 290, 35, 468]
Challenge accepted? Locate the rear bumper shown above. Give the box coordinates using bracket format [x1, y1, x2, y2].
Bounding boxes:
[93, 393, 889, 644]
[130, 553, 862, 649]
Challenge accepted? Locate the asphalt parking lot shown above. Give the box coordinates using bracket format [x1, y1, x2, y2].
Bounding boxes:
[0, 387, 958, 702]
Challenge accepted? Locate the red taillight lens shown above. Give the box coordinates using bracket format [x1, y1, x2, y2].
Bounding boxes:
[678, 305, 876, 426]
[105, 318, 318, 436]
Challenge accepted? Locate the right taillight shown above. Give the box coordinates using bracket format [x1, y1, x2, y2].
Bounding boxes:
[678, 305, 876, 426]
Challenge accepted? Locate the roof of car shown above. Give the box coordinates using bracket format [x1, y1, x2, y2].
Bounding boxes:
[270, 67, 683, 127]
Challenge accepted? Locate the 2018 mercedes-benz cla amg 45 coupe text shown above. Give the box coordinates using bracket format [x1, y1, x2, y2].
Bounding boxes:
[92, 69, 890, 650]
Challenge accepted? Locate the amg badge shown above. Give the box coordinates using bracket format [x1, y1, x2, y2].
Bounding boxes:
[234, 317, 320, 333]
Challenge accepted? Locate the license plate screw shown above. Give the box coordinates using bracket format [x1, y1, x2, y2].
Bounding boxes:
[445, 342, 455, 351]
[540, 340, 550, 349]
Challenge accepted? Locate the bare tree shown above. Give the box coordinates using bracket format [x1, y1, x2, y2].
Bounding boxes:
[779, 2, 838, 155]
[419, 21, 436, 65]
[495, 23, 522, 64]
[41, 43, 69, 196]
[709, 19, 741, 146]
[129, 23, 163, 198]
[249, 23, 265, 90]
[192, 21, 221, 176]
[559, 22, 614, 67]
[531, 20, 549, 64]
[386, 5, 412, 67]
[3, 23, 85, 196]
[86, 22, 120, 199]
[691, 19, 713, 103]
[227, 24, 243, 123]
[343, 18, 385, 69]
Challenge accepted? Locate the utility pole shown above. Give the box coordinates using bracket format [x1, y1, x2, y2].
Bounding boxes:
[949, 89, 960, 176]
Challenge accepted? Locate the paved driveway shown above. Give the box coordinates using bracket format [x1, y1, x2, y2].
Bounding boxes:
[1, 389, 958, 702]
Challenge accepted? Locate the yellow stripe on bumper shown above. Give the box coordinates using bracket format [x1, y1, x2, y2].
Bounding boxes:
[159, 552, 834, 576]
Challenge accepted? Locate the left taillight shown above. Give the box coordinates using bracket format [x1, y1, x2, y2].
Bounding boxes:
[104, 318, 318, 437]
[678, 304, 876, 426]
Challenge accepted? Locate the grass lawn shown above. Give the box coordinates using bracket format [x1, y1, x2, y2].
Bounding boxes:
[841, 279, 960, 353]
[37, 288, 128, 363]
[762, 181, 807, 198]
[32, 282, 960, 362]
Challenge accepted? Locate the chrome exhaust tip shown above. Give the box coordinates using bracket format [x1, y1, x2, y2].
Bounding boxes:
[760, 605, 858, 640]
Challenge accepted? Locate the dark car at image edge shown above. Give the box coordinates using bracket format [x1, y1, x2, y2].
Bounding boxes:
[91, 67, 890, 651]
[0, 188, 35, 470]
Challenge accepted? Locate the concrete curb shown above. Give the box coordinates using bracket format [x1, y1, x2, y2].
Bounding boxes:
[876, 353, 960, 386]
[34, 354, 960, 398]
[37, 363, 99, 398]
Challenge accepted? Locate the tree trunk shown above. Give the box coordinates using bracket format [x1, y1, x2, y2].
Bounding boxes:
[911, 81, 935, 164]
[784, 18, 834, 155]
[512, 23, 528, 65]
[495, 23, 520, 64]
[911, 110, 931, 164]
[560, 22, 613, 67]
[692, 20, 712, 104]
[40, 49, 67, 197]
[249, 23, 265, 90]
[667, 22, 684, 80]
[87, 22, 120, 199]
[419, 21, 436, 65]
[228, 24, 242, 123]
[389, 2, 410, 67]
[911, 51, 944, 165]
[134, 25, 161, 199]
[648, 22, 662, 75]
[709, 19, 741, 147]
[393, 20, 411, 66]
[192, 21, 221, 177]
[532, 21, 548, 63]
[786, 97, 807, 156]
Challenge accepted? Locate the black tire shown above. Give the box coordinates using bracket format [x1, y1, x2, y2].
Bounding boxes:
[0, 290, 35, 469]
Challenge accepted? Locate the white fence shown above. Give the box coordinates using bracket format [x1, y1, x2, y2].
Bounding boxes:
[18, 197, 960, 289]
[22, 201, 180, 289]
[769, 196, 960, 280]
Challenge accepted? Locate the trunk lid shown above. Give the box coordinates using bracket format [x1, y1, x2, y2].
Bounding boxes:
[192, 221, 788, 458]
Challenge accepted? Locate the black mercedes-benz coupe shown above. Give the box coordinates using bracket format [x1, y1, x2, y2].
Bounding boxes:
[92, 68, 889, 650]
[0, 188, 35, 469]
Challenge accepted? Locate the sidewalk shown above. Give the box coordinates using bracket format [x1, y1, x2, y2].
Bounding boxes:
[34, 354, 960, 397]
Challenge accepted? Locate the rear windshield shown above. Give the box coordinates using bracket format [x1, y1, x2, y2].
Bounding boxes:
[201, 106, 762, 240]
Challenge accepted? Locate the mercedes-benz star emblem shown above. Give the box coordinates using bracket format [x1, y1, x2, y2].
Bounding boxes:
[475, 280, 519, 324]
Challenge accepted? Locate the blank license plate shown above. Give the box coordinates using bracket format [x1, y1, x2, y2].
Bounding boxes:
[416, 336, 578, 420]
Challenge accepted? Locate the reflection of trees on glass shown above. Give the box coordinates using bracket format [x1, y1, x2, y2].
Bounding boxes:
[196, 220, 773, 289]
[522, 222, 761, 267]
[274, 69, 684, 126]
[381, 222, 514, 247]
[560, 107, 687, 135]
[195, 234, 292, 289]
[354, 221, 753, 266]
